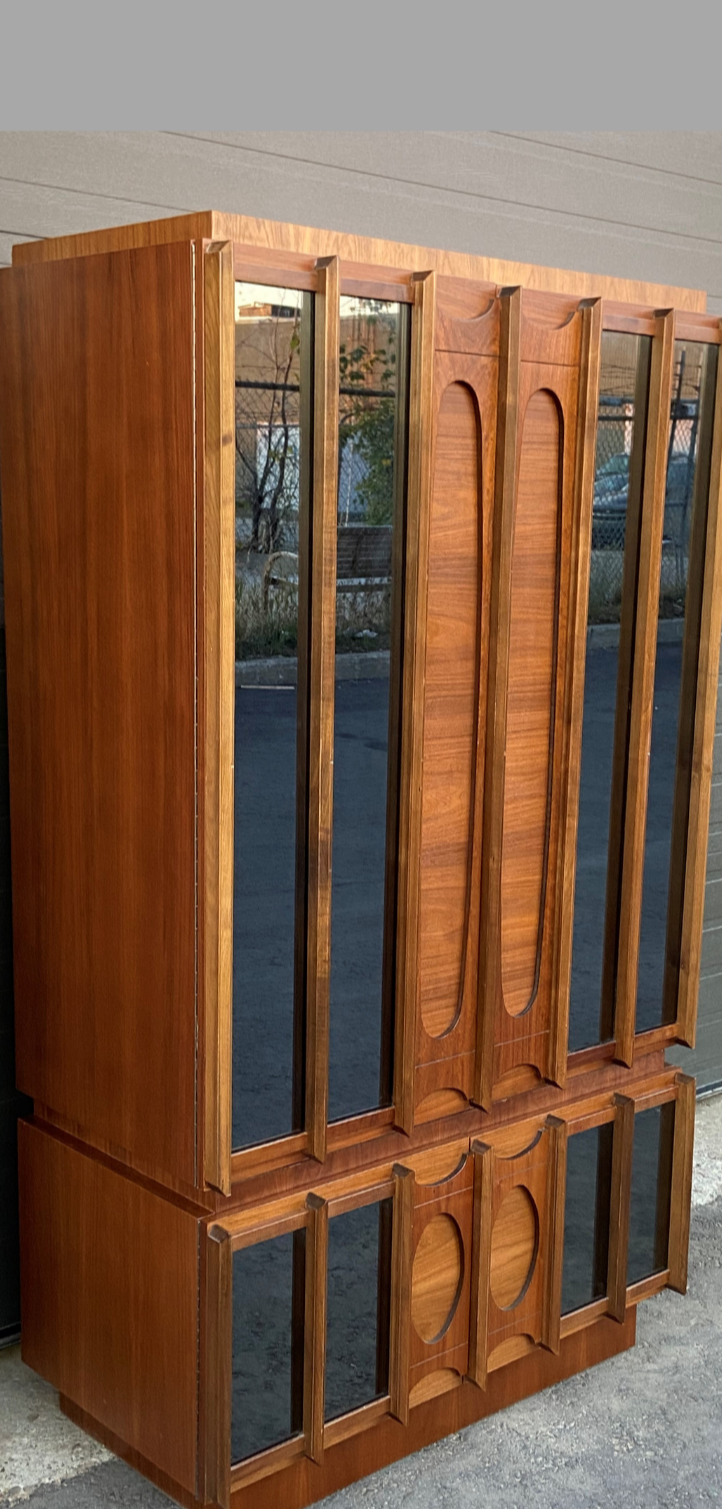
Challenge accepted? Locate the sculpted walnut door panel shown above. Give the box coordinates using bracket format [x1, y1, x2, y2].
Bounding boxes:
[477, 292, 602, 1109]
[500, 384, 563, 1022]
[414, 361, 497, 1116]
[409, 287, 498, 1123]
[405, 282, 601, 1122]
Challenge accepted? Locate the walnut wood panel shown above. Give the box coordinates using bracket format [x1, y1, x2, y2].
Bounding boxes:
[413, 337, 497, 1115]
[400, 283, 499, 1122]
[407, 1154, 474, 1403]
[478, 294, 585, 1109]
[11, 209, 705, 312]
[418, 380, 483, 1043]
[18, 1120, 200, 1495]
[0, 245, 197, 1185]
[469, 1116, 567, 1386]
[202, 241, 236, 1197]
[500, 385, 561, 1017]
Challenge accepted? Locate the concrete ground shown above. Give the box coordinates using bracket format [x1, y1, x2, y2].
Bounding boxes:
[1, 1094, 720, 1509]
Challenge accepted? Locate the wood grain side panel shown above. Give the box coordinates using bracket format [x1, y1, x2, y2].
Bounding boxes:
[18, 1121, 200, 1494]
[418, 382, 482, 1040]
[0, 247, 197, 1184]
[500, 388, 562, 1017]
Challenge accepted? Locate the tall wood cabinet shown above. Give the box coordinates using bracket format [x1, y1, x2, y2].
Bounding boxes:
[0, 212, 720, 1509]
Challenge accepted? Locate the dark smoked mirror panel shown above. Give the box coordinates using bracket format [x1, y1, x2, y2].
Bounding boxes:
[627, 1103, 675, 1286]
[231, 1230, 305, 1464]
[636, 342, 719, 1033]
[233, 284, 310, 1149]
[569, 333, 652, 1052]
[325, 1199, 392, 1422]
[561, 1122, 613, 1314]
[328, 299, 406, 1121]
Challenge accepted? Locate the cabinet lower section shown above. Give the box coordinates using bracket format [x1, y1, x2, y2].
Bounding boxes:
[19, 1079, 690, 1509]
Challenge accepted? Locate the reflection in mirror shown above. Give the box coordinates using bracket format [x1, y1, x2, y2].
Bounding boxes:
[627, 1102, 675, 1285]
[569, 333, 652, 1052]
[561, 1122, 613, 1314]
[328, 298, 407, 1121]
[325, 1198, 392, 1421]
[233, 284, 311, 1150]
[636, 341, 719, 1033]
[232, 1229, 305, 1463]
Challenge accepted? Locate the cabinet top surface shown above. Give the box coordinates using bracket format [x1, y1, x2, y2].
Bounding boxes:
[9, 207, 708, 314]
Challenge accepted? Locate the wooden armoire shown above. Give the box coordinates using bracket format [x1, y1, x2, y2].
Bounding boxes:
[0, 212, 719, 1509]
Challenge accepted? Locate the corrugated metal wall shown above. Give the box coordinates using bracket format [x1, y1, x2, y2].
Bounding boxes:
[0, 130, 720, 1334]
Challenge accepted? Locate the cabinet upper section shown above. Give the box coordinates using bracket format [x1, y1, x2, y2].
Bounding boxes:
[0, 219, 719, 1202]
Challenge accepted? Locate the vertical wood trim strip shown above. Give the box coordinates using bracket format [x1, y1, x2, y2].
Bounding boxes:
[304, 1194, 328, 1462]
[204, 1227, 232, 1509]
[668, 1074, 696, 1292]
[607, 1093, 634, 1320]
[476, 286, 522, 1110]
[389, 1164, 415, 1425]
[552, 299, 603, 1083]
[542, 1115, 568, 1353]
[614, 311, 675, 1065]
[202, 242, 235, 1195]
[677, 336, 722, 1043]
[393, 272, 436, 1134]
[468, 1140, 494, 1389]
[305, 257, 340, 1161]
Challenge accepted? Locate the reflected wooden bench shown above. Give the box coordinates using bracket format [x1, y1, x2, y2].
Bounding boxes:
[263, 523, 392, 610]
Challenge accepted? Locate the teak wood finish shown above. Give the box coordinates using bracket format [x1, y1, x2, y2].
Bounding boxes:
[0, 211, 718, 1509]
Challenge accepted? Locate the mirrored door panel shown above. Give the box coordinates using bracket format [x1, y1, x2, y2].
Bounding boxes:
[568, 332, 652, 1053]
[233, 283, 311, 1150]
[328, 297, 407, 1121]
[561, 1122, 613, 1315]
[636, 340, 720, 1033]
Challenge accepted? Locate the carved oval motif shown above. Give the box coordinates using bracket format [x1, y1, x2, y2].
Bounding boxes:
[500, 387, 561, 1017]
[411, 1214, 464, 1344]
[419, 381, 482, 1040]
[489, 1185, 539, 1310]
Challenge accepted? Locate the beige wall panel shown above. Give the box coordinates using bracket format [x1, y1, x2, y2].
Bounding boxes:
[0, 133, 720, 311]
[518, 132, 722, 182]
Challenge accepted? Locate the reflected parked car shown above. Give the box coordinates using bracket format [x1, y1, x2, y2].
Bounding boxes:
[592, 450, 695, 551]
